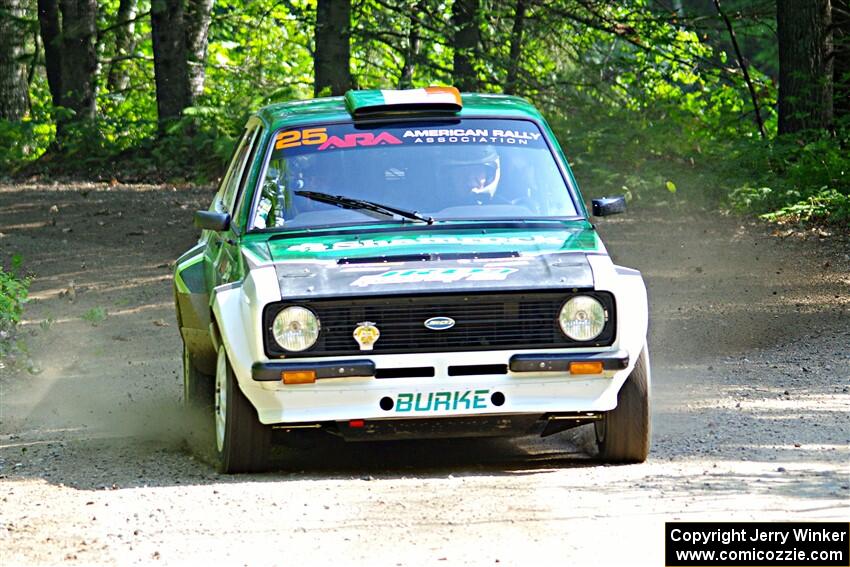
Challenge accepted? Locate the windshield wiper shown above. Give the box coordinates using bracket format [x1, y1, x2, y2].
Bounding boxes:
[294, 191, 434, 224]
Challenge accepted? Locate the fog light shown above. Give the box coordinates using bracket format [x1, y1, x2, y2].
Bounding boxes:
[569, 361, 604, 375]
[282, 370, 316, 384]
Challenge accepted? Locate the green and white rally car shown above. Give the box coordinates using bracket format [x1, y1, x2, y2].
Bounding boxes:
[174, 87, 650, 473]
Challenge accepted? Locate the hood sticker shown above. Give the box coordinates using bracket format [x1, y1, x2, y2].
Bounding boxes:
[350, 267, 517, 287]
[286, 234, 567, 253]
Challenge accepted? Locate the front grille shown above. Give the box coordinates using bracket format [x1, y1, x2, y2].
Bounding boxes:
[264, 291, 615, 358]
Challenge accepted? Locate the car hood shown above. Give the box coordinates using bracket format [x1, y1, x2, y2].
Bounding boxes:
[250, 224, 604, 299]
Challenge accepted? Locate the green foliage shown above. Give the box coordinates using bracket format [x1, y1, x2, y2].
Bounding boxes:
[0, 75, 56, 173]
[727, 129, 850, 226]
[0, 255, 33, 371]
[0, 255, 30, 333]
[758, 189, 850, 224]
[3, 0, 843, 226]
[550, 97, 731, 210]
[39, 317, 55, 332]
[82, 307, 108, 325]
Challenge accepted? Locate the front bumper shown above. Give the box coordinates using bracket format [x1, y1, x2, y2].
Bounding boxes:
[240, 349, 633, 425]
[252, 350, 628, 381]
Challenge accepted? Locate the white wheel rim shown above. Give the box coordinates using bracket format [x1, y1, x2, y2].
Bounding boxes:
[215, 348, 227, 452]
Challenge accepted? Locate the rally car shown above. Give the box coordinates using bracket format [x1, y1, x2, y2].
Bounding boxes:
[174, 87, 650, 473]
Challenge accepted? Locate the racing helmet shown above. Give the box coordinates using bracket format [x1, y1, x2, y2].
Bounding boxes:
[443, 145, 501, 197]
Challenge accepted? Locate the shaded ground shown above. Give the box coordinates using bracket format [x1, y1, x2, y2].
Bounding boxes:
[0, 182, 848, 566]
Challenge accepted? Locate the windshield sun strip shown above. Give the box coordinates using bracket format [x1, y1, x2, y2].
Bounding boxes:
[246, 116, 585, 233]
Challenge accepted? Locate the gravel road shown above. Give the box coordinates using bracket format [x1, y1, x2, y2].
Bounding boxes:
[1, 182, 848, 566]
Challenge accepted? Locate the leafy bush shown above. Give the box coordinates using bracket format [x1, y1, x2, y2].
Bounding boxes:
[726, 129, 850, 227]
[1, 255, 32, 370]
[0, 255, 31, 333]
[82, 307, 108, 325]
[731, 186, 850, 225]
[0, 119, 55, 173]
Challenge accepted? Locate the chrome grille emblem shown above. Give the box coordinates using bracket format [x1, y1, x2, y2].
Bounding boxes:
[424, 316, 455, 331]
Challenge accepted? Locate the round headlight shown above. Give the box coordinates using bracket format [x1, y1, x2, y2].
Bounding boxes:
[272, 306, 320, 352]
[559, 296, 606, 341]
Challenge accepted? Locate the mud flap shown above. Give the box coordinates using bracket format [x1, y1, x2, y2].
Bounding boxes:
[175, 248, 216, 374]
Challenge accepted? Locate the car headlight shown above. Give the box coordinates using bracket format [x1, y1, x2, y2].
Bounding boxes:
[559, 296, 606, 341]
[272, 306, 320, 352]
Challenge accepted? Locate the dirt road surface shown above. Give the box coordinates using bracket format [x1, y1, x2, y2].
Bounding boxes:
[1, 182, 848, 566]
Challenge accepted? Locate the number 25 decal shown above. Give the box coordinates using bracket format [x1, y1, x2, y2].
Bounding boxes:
[275, 127, 328, 150]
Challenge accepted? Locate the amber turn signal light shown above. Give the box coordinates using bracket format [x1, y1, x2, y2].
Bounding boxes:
[569, 361, 604, 375]
[281, 370, 317, 384]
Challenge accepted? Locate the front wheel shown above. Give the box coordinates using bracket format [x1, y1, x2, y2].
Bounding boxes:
[595, 345, 651, 463]
[214, 345, 271, 473]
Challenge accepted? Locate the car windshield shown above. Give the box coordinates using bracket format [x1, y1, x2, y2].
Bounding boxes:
[251, 118, 578, 230]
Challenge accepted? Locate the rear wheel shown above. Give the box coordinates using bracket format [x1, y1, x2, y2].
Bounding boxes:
[595, 345, 651, 463]
[214, 346, 271, 473]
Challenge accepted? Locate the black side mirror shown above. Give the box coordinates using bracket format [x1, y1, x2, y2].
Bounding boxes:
[194, 210, 231, 231]
[591, 196, 627, 217]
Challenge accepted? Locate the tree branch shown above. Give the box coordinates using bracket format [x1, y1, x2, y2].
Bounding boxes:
[713, 0, 766, 138]
[97, 9, 149, 37]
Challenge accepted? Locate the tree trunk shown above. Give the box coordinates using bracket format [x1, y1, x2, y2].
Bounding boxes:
[452, 0, 479, 91]
[314, 0, 352, 96]
[58, 0, 98, 121]
[184, 0, 214, 99]
[107, 0, 138, 93]
[151, 0, 191, 129]
[0, 0, 30, 120]
[37, 0, 62, 108]
[504, 0, 526, 95]
[776, 0, 833, 134]
[398, 1, 422, 89]
[835, 0, 850, 123]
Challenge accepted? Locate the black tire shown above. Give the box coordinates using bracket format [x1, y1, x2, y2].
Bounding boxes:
[214, 346, 272, 473]
[595, 346, 651, 463]
[183, 345, 214, 409]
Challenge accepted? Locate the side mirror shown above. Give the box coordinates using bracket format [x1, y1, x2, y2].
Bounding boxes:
[591, 196, 626, 217]
[194, 210, 231, 231]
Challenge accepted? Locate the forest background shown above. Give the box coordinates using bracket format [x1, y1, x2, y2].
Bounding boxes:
[0, 0, 848, 335]
[1, 0, 848, 221]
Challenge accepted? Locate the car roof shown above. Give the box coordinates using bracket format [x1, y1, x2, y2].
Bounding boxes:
[254, 92, 546, 130]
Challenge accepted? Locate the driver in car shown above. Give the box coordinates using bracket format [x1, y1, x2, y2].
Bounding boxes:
[444, 145, 503, 206]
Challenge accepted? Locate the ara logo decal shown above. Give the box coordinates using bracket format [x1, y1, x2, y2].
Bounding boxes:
[395, 390, 490, 413]
[318, 132, 403, 150]
[350, 267, 517, 287]
[424, 316, 455, 331]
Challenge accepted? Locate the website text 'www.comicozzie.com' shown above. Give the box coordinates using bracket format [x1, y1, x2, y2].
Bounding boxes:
[673, 548, 844, 564]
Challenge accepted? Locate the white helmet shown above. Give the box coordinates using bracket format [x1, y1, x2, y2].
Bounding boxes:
[444, 145, 501, 197]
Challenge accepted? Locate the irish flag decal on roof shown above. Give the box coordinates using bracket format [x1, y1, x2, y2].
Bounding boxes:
[344, 87, 462, 117]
